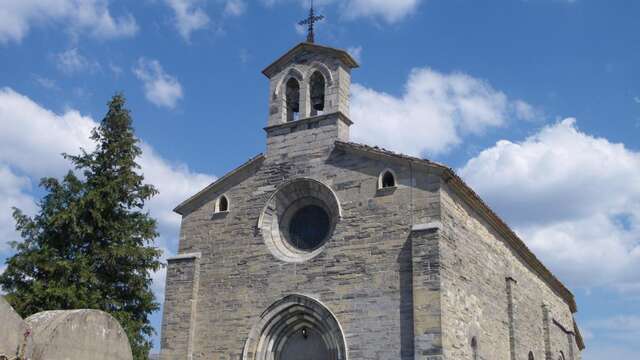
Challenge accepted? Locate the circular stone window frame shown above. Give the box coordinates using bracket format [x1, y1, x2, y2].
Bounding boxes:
[242, 294, 348, 360]
[257, 178, 342, 263]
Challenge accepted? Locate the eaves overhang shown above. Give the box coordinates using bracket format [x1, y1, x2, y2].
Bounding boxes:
[262, 42, 359, 78]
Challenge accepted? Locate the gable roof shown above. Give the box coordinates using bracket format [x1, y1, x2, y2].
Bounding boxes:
[334, 141, 578, 314]
[262, 42, 359, 78]
[173, 154, 265, 215]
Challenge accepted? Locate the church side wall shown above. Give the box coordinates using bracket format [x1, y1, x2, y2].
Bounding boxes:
[438, 183, 580, 360]
[168, 144, 443, 360]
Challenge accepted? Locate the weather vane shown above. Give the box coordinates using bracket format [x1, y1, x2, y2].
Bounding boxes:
[298, 0, 324, 43]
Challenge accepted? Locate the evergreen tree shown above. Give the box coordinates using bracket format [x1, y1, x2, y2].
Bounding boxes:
[0, 94, 162, 360]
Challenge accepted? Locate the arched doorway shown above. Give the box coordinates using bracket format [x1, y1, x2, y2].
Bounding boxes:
[278, 327, 331, 360]
[243, 294, 347, 360]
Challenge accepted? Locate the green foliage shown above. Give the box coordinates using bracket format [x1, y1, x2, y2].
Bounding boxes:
[0, 94, 163, 360]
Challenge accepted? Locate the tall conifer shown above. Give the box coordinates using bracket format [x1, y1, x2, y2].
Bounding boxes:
[0, 94, 162, 359]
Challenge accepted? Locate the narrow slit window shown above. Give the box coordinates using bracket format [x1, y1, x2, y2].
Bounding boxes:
[217, 195, 229, 212]
[309, 71, 325, 116]
[529, 351, 535, 360]
[285, 78, 300, 122]
[380, 170, 396, 188]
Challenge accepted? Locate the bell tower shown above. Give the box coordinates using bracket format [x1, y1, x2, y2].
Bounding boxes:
[262, 42, 359, 126]
[262, 43, 359, 158]
[261, 4, 359, 159]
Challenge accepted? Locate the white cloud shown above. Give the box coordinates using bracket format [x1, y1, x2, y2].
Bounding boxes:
[0, 88, 96, 178]
[139, 145, 212, 297]
[133, 58, 183, 109]
[294, 22, 306, 36]
[0, 87, 213, 293]
[109, 63, 123, 77]
[342, 0, 420, 23]
[239, 48, 250, 63]
[33, 75, 58, 90]
[459, 118, 640, 290]
[582, 315, 640, 359]
[224, 0, 246, 16]
[164, 0, 247, 39]
[583, 346, 640, 360]
[513, 99, 541, 121]
[261, 0, 420, 24]
[150, 248, 169, 297]
[165, 0, 210, 40]
[138, 144, 213, 233]
[351, 67, 534, 156]
[587, 315, 640, 337]
[347, 46, 362, 64]
[0, 165, 36, 253]
[56, 48, 100, 74]
[0, 0, 138, 44]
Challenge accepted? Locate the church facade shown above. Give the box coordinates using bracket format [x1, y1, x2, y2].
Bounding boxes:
[159, 41, 584, 360]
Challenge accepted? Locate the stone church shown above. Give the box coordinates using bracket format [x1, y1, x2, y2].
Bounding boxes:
[159, 36, 585, 360]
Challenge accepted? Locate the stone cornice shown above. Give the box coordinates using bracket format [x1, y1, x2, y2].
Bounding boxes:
[167, 252, 202, 261]
[264, 111, 353, 135]
[262, 42, 359, 78]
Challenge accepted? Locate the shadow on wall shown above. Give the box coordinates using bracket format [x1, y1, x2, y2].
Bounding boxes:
[0, 296, 133, 360]
[398, 229, 444, 359]
[398, 235, 415, 360]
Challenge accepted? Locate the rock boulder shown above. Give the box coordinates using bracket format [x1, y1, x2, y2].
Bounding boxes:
[25, 309, 133, 360]
[0, 296, 29, 359]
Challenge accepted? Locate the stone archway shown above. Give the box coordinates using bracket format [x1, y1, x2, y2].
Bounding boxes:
[242, 294, 347, 360]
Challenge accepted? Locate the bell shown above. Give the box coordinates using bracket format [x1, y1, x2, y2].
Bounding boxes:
[311, 95, 324, 111]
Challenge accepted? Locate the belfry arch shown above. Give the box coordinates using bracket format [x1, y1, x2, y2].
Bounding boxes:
[309, 71, 326, 116]
[242, 294, 348, 360]
[285, 77, 300, 122]
[275, 67, 305, 122]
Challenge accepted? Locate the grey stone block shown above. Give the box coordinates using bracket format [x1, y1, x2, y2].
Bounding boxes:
[25, 309, 133, 360]
[0, 296, 28, 359]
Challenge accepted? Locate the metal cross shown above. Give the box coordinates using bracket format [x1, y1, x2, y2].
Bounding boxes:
[298, 0, 324, 43]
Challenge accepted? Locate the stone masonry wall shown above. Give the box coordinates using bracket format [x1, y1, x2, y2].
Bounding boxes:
[0, 295, 28, 359]
[410, 228, 444, 359]
[162, 131, 443, 359]
[438, 183, 580, 360]
[160, 255, 201, 360]
[265, 113, 350, 158]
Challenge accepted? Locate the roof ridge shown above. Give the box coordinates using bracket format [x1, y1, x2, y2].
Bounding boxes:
[173, 153, 265, 215]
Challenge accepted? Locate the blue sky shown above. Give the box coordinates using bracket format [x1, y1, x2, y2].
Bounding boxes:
[0, 0, 639, 358]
